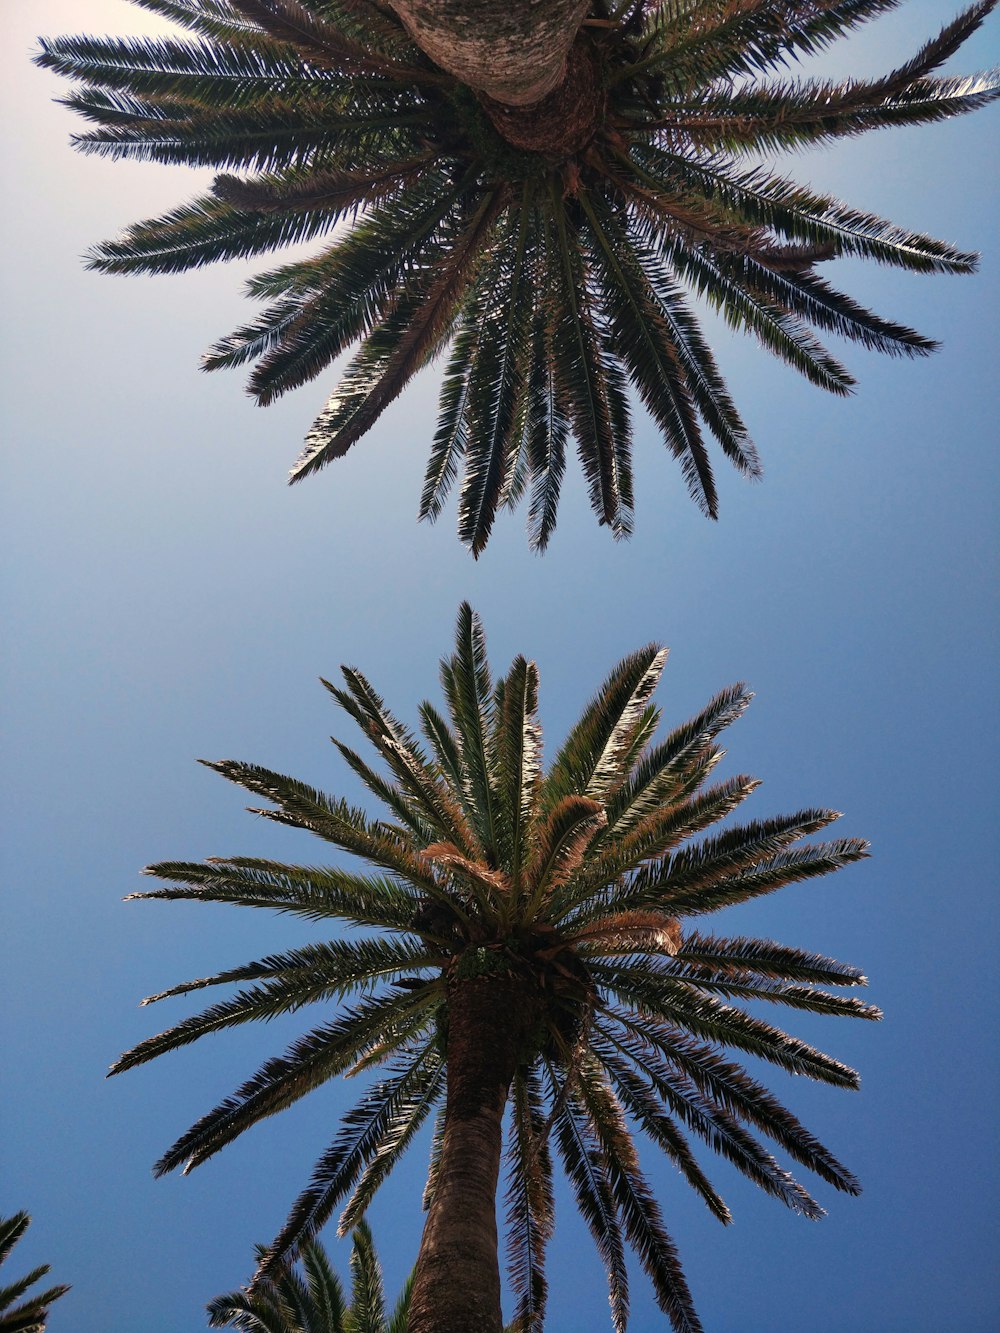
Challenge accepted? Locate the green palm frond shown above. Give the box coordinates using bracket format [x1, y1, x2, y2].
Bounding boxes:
[638, 147, 981, 274]
[138, 934, 441, 1006]
[595, 1018, 826, 1218]
[41, 0, 997, 546]
[0, 1213, 70, 1333]
[493, 656, 543, 893]
[221, 0, 436, 84]
[544, 643, 668, 809]
[301, 1239, 346, 1332]
[636, 1, 906, 88]
[600, 964, 860, 1087]
[344, 1223, 386, 1332]
[143, 993, 434, 1175]
[291, 189, 506, 478]
[87, 190, 344, 274]
[210, 167, 463, 391]
[456, 199, 537, 554]
[573, 1065, 702, 1333]
[208, 1224, 409, 1333]
[336, 1049, 444, 1235]
[548, 191, 634, 539]
[523, 307, 571, 551]
[260, 1046, 443, 1273]
[118, 605, 876, 1330]
[131, 858, 422, 931]
[550, 1078, 630, 1333]
[611, 1021, 862, 1195]
[595, 1042, 732, 1225]
[504, 1068, 554, 1333]
[675, 932, 869, 986]
[129, 1, 261, 42]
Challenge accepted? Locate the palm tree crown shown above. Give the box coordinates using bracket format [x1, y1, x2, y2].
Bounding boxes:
[37, 1, 999, 551]
[208, 1223, 411, 1333]
[0, 1213, 70, 1333]
[113, 604, 878, 1333]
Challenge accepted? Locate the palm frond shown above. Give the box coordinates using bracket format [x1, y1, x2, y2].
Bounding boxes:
[35, 32, 312, 100]
[255, 1043, 440, 1279]
[131, 857, 422, 931]
[198, 760, 446, 895]
[290, 190, 505, 479]
[582, 189, 718, 516]
[504, 1068, 555, 1332]
[337, 1053, 444, 1233]
[143, 991, 433, 1176]
[550, 1076, 630, 1333]
[675, 932, 869, 986]
[0, 1214, 71, 1333]
[661, 968, 883, 1022]
[522, 796, 606, 911]
[440, 603, 500, 862]
[620, 1020, 864, 1195]
[603, 683, 753, 836]
[648, 837, 872, 918]
[65, 96, 422, 171]
[494, 656, 543, 892]
[457, 198, 537, 554]
[220, 169, 463, 396]
[547, 194, 632, 537]
[637, 1, 904, 88]
[344, 1222, 386, 1332]
[644, 149, 979, 274]
[561, 774, 762, 918]
[544, 644, 668, 808]
[138, 935, 439, 1006]
[573, 1067, 703, 1333]
[594, 1044, 731, 1223]
[87, 190, 344, 275]
[224, 0, 436, 83]
[128, 0, 261, 40]
[418, 310, 483, 523]
[326, 666, 479, 856]
[330, 739, 430, 840]
[523, 307, 571, 551]
[598, 1017, 826, 1217]
[302, 1238, 347, 1331]
[601, 967, 860, 1088]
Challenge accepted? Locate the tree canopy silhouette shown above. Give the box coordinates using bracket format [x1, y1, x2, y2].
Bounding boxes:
[37, 1, 999, 550]
[113, 605, 879, 1332]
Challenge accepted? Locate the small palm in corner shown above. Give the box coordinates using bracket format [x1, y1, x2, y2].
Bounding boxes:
[207, 1222, 410, 1333]
[0, 1213, 70, 1333]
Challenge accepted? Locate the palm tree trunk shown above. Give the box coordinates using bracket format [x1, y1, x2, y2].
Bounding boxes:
[386, 0, 591, 104]
[408, 970, 538, 1333]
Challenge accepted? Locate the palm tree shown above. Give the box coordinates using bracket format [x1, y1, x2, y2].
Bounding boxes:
[207, 1222, 411, 1333]
[0, 1213, 70, 1333]
[36, 3, 998, 552]
[112, 604, 879, 1333]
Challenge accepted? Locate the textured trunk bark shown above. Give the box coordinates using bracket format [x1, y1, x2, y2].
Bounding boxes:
[387, 0, 592, 105]
[408, 970, 538, 1333]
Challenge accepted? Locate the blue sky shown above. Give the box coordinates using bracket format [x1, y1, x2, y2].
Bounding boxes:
[2, 4, 998, 1330]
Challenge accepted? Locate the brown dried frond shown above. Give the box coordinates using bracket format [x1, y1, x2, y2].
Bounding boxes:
[570, 908, 682, 955]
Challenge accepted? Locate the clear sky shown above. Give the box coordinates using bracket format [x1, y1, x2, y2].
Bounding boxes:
[2, 3, 998, 1330]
